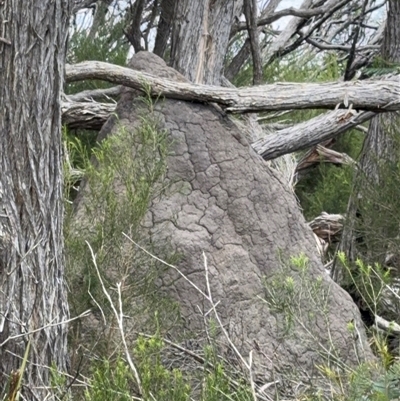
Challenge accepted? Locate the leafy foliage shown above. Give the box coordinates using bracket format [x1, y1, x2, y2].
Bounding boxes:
[67, 11, 129, 95]
[59, 6, 400, 401]
[264, 252, 400, 401]
[362, 57, 400, 77]
[84, 357, 134, 401]
[296, 132, 364, 220]
[337, 252, 391, 318]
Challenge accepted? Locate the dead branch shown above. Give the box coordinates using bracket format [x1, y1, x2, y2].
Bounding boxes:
[308, 212, 345, 243]
[344, 0, 369, 81]
[66, 61, 400, 113]
[62, 100, 116, 130]
[124, 0, 147, 52]
[296, 141, 356, 174]
[72, 0, 97, 13]
[253, 110, 376, 160]
[233, 1, 349, 34]
[66, 85, 122, 102]
[0, 37, 11, 45]
[375, 315, 400, 335]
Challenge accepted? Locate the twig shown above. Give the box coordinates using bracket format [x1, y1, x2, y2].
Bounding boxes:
[122, 233, 208, 299]
[86, 241, 143, 396]
[344, 0, 370, 81]
[0, 310, 91, 347]
[0, 36, 11, 45]
[202, 252, 249, 370]
[123, 234, 273, 401]
[248, 350, 258, 401]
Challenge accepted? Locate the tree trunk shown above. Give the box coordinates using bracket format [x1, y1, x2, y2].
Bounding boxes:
[0, 1, 70, 399]
[153, 0, 174, 58]
[170, 0, 243, 85]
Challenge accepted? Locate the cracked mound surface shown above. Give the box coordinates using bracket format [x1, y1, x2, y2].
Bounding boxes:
[82, 52, 374, 378]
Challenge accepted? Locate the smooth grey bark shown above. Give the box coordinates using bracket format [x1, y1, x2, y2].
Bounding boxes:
[0, 0, 70, 399]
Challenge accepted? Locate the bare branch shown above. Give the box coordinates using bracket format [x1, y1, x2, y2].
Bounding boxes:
[226, 0, 281, 79]
[253, 110, 376, 160]
[62, 100, 115, 130]
[61, 100, 375, 163]
[153, 0, 174, 57]
[88, 0, 114, 40]
[87, 241, 143, 397]
[234, 1, 349, 34]
[375, 315, 400, 335]
[264, 0, 350, 64]
[244, 0, 263, 85]
[0, 36, 11, 45]
[66, 85, 122, 102]
[296, 141, 356, 175]
[308, 212, 345, 243]
[305, 37, 379, 52]
[344, 0, 369, 81]
[65, 61, 400, 113]
[124, 0, 147, 52]
[72, 0, 97, 13]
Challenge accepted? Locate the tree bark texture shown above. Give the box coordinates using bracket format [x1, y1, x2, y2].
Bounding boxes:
[0, 0, 70, 398]
[226, 0, 281, 80]
[124, 0, 146, 52]
[170, 0, 243, 85]
[65, 61, 400, 113]
[153, 0, 174, 58]
[244, 0, 263, 85]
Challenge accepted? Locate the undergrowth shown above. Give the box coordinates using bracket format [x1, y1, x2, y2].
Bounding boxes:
[63, 91, 182, 397]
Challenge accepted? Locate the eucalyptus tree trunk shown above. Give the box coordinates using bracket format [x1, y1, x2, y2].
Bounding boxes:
[153, 0, 175, 58]
[0, 1, 70, 399]
[170, 0, 243, 85]
[335, 0, 400, 281]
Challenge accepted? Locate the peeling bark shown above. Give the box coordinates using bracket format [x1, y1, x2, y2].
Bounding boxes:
[254, 109, 376, 160]
[62, 100, 116, 130]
